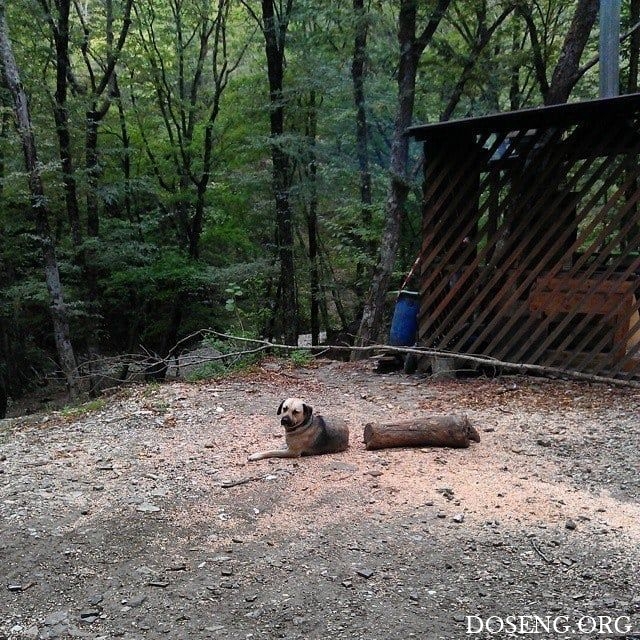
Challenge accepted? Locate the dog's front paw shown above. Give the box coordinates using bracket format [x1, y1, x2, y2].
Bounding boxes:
[247, 453, 262, 462]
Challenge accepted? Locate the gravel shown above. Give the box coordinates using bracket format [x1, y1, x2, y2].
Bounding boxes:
[0, 359, 638, 639]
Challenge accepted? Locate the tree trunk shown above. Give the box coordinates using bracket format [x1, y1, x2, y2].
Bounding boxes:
[261, 0, 297, 345]
[351, 0, 374, 291]
[354, 0, 451, 355]
[303, 90, 321, 346]
[112, 75, 137, 230]
[0, 1, 78, 396]
[0, 372, 6, 419]
[47, 0, 83, 248]
[544, 0, 599, 105]
[363, 415, 480, 450]
[628, 0, 640, 93]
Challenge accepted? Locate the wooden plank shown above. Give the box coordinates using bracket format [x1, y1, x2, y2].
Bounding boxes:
[529, 278, 636, 316]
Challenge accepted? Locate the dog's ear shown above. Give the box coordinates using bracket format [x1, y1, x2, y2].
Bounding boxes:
[277, 399, 286, 415]
[302, 403, 313, 422]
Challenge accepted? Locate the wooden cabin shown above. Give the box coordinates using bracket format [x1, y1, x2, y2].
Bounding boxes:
[407, 93, 640, 381]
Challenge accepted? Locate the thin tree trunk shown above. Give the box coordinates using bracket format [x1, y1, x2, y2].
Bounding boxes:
[352, 0, 374, 291]
[509, 19, 524, 110]
[112, 74, 137, 231]
[43, 0, 83, 248]
[629, 0, 640, 93]
[0, 1, 78, 396]
[0, 111, 7, 417]
[303, 90, 320, 345]
[354, 0, 451, 354]
[440, 4, 515, 121]
[261, 0, 297, 345]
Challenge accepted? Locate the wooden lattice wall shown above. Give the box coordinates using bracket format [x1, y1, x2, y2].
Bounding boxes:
[409, 94, 640, 381]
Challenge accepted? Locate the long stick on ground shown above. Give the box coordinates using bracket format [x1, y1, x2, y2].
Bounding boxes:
[64, 329, 640, 390]
[197, 330, 640, 389]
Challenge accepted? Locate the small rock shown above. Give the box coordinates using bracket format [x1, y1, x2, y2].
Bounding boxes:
[43, 611, 69, 627]
[136, 502, 160, 513]
[80, 609, 101, 623]
[128, 594, 147, 608]
[328, 461, 358, 472]
[356, 568, 374, 579]
[245, 609, 263, 620]
[87, 594, 104, 606]
[220, 581, 239, 589]
[565, 519, 577, 530]
[453, 513, 465, 524]
[437, 487, 455, 500]
[148, 580, 169, 588]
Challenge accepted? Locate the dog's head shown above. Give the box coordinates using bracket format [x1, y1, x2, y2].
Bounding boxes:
[277, 397, 313, 432]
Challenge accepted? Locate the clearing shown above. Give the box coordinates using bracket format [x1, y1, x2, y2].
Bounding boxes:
[1, 359, 639, 639]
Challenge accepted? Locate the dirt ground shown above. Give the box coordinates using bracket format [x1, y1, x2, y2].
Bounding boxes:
[1, 359, 639, 640]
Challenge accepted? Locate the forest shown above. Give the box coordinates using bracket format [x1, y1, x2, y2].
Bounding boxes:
[0, 0, 639, 414]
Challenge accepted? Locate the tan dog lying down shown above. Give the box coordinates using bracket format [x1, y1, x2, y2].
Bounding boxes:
[248, 397, 349, 461]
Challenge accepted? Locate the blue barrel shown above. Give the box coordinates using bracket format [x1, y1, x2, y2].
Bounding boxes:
[389, 291, 419, 346]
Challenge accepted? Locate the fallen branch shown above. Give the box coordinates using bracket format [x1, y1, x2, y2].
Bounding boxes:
[531, 538, 553, 564]
[219, 474, 267, 489]
[45, 328, 640, 390]
[200, 331, 640, 389]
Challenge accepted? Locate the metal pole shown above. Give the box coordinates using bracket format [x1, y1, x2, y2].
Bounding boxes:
[599, 0, 621, 98]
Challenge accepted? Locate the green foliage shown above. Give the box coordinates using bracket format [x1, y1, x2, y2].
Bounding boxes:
[289, 349, 314, 368]
[61, 398, 107, 419]
[185, 332, 264, 381]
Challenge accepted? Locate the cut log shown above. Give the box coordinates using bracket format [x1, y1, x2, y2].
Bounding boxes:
[363, 414, 480, 451]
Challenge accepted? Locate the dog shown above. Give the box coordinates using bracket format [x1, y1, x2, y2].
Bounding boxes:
[248, 397, 349, 461]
